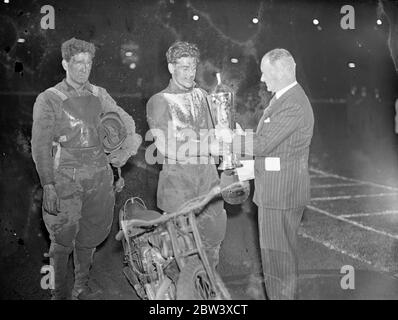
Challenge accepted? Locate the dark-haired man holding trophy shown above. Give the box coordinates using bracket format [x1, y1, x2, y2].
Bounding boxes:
[146, 41, 229, 268]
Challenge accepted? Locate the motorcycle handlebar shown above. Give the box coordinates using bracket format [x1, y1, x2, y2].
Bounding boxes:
[115, 181, 245, 241]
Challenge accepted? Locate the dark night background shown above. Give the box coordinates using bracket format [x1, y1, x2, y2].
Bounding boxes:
[1, 0, 398, 299]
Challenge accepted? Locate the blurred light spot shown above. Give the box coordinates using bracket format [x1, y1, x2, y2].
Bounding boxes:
[125, 51, 133, 57]
[377, 19, 382, 25]
[17, 38, 25, 43]
[317, 25, 322, 31]
[252, 18, 259, 24]
[231, 58, 239, 64]
[129, 63, 136, 69]
[348, 62, 356, 68]
[4, 0, 10, 3]
[313, 19, 319, 25]
[193, 15, 199, 21]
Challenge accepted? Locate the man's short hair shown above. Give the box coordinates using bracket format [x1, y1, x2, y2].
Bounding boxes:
[263, 48, 296, 76]
[166, 41, 200, 64]
[61, 38, 96, 62]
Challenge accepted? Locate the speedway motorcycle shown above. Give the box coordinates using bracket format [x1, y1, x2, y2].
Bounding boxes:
[115, 181, 246, 300]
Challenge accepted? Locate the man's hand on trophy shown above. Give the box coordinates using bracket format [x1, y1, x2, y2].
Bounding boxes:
[215, 124, 233, 143]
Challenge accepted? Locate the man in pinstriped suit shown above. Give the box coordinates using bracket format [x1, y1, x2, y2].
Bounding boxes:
[233, 48, 314, 299]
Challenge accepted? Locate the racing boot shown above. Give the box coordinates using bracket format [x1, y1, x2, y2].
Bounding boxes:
[71, 247, 102, 300]
[49, 243, 73, 300]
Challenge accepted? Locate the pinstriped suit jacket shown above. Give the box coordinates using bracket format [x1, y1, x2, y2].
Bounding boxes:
[243, 84, 314, 209]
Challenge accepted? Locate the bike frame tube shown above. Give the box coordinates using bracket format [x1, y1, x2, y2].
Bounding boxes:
[188, 212, 218, 297]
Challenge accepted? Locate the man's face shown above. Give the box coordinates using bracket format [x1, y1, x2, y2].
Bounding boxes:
[64, 52, 93, 85]
[169, 57, 197, 89]
[260, 59, 280, 93]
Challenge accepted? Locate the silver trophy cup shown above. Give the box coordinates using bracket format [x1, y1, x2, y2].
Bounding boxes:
[206, 91, 241, 170]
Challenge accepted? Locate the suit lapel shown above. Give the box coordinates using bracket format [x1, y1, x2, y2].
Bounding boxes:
[256, 95, 276, 134]
[255, 85, 304, 134]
